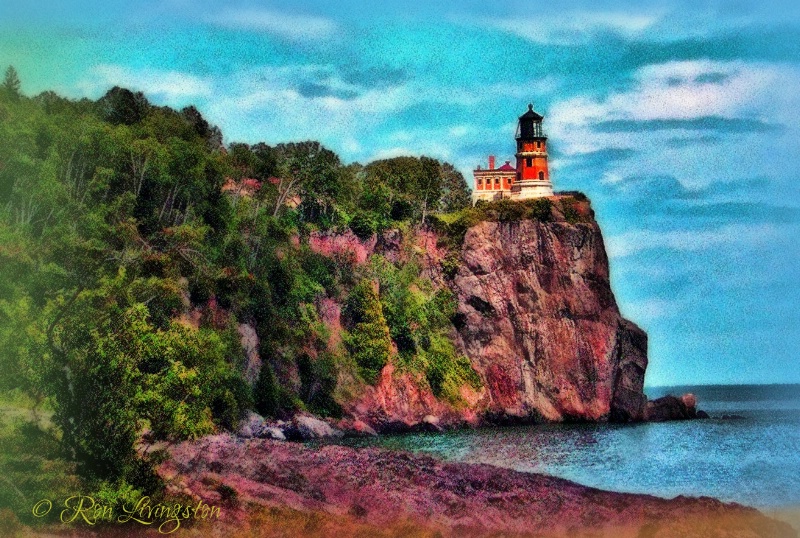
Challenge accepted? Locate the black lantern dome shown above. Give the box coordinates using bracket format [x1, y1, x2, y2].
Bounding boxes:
[516, 103, 545, 140]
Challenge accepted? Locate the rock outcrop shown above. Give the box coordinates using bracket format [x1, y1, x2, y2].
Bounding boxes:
[450, 216, 648, 423]
[646, 394, 704, 422]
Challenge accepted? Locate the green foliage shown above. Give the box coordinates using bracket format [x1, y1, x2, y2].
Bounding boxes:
[0, 415, 80, 526]
[2, 66, 21, 101]
[423, 334, 482, 404]
[348, 210, 377, 240]
[40, 270, 251, 484]
[560, 197, 584, 224]
[438, 162, 471, 213]
[97, 86, 150, 125]
[430, 198, 554, 248]
[297, 352, 342, 417]
[365, 253, 481, 404]
[343, 280, 392, 384]
[440, 252, 461, 279]
[254, 362, 280, 417]
[137, 320, 251, 440]
[362, 155, 454, 225]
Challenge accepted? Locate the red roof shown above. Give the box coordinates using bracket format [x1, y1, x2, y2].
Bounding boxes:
[497, 162, 516, 171]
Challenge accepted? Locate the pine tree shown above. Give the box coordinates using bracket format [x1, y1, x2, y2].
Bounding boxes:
[3, 66, 21, 100]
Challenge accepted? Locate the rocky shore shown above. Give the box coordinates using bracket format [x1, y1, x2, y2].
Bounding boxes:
[159, 434, 795, 538]
[235, 395, 708, 442]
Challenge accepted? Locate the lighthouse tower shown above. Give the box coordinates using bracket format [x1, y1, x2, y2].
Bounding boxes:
[512, 104, 554, 199]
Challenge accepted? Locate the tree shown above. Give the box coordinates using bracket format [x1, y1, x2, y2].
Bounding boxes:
[415, 156, 443, 224]
[3, 66, 21, 100]
[343, 280, 392, 384]
[272, 141, 341, 218]
[363, 156, 443, 224]
[98, 86, 150, 125]
[438, 162, 471, 213]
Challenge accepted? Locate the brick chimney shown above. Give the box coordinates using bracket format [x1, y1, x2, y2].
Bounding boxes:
[488, 155, 495, 170]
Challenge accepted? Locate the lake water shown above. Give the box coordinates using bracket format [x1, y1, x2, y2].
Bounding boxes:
[335, 384, 800, 510]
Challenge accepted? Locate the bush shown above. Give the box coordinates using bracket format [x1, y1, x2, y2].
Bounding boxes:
[423, 334, 482, 404]
[343, 280, 392, 384]
[348, 211, 377, 240]
[254, 362, 280, 417]
[560, 199, 580, 224]
[494, 199, 527, 222]
[441, 252, 460, 279]
[526, 198, 552, 221]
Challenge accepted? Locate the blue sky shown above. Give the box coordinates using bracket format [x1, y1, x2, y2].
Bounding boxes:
[2, 0, 799, 386]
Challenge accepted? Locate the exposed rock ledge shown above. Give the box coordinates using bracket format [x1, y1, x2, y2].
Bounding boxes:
[160, 434, 795, 538]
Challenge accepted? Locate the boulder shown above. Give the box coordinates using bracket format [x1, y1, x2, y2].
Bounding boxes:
[293, 414, 344, 440]
[237, 411, 288, 441]
[263, 427, 287, 441]
[338, 419, 378, 437]
[645, 394, 699, 422]
[415, 415, 444, 433]
[237, 411, 268, 438]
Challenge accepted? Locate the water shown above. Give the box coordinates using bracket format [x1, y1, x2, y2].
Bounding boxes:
[335, 384, 800, 509]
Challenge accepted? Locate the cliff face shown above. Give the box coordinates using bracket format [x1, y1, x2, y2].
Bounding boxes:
[324, 201, 649, 430]
[450, 218, 647, 423]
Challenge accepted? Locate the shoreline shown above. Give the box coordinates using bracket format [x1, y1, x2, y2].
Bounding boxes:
[157, 434, 796, 537]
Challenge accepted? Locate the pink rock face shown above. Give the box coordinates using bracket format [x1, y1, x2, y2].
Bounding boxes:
[308, 230, 377, 265]
[348, 361, 480, 431]
[450, 219, 648, 422]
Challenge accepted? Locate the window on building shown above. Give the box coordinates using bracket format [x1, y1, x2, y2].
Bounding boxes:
[538, 171, 544, 180]
[477, 178, 482, 186]
[526, 157, 532, 167]
[536, 141, 541, 149]
[494, 177, 500, 185]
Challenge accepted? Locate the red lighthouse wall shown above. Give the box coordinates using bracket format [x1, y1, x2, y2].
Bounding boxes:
[516, 140, 549, 181]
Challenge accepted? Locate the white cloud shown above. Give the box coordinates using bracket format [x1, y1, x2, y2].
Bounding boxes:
[551, 60, 780, 137]
[484, 10, 661, 44]
[544, 60, 800, 191]
[606, 223, 781, 259]
[77, 64, 212, 104]
[209, 8, 336, 41]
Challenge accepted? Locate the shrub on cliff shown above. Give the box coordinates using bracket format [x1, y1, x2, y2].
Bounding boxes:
[423, 334, 482, 404]
[343, 280, 392, 384]
[430, 198, 553, 248]
[253, 359, 304, 418]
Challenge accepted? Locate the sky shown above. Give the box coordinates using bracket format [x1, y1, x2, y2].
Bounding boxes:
[2, 0, 799, 386]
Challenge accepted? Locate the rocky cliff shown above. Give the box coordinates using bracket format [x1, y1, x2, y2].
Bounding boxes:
[449, 215, 648, 423]
[314, 198, 655, 431]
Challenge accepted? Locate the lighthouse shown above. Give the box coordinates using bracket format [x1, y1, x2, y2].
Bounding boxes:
[472, 103, 554, 204]
[512, 103, 554, 199]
